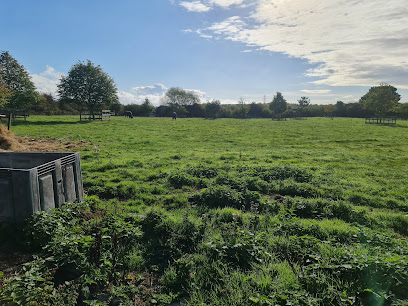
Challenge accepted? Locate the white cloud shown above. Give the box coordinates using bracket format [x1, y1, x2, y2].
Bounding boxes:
[30, 66, 63, 96]
[186, 0, 408, 89]
[117, 91, 139, 105]
[119, 84, 207, 105]
[207, 16, 245, 35]
[179, 0, 251, 12]
[132, 83, 167, 96]
[185, 88, 207, 99]
[180, 1, 211, 12]
[118, 83, 167, 105]
[300, 89, 331, 94]
[208, 0, 247, 8]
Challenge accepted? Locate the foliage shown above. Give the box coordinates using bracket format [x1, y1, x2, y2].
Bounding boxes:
[30, 93, 62, 115]
[124, 98, 155, 117]
[161, 87, 200, 113]
[235, 97, 249, 119]
[58, 60, 119, 117]
[0, 51, 39, 112]
[205, 99, 221, 119]
[247, 102, 271, 118]
[0, 82, 11, 108]
[185, 103, 205, 118]
[360, 83, 400, 116]
[269, 92, 287, 118]
[297, 96, 310, 107]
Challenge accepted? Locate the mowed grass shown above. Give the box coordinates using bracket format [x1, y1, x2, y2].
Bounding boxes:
[1, 116, 408, 305]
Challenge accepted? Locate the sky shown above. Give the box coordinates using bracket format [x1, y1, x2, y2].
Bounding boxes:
[1, 0, 408, 105]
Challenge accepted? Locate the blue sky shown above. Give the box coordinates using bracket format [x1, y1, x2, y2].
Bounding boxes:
[2, 0, 407, 105]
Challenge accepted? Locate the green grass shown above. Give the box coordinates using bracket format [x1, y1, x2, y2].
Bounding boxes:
[1, 116, 408, 305]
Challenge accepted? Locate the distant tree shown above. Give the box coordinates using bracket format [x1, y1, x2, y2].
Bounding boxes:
[360, 83, 400, 116]
[334, 101, 347, 117]
[110, 102, 124, 116]
[186, 102, 205, 117]
[269, 92, 287, 118]
[322, 104, 336, 117]
[58, 60, 119, 119]
[219, 104, 234, 118]
[205, 99, 221, 119]
[235, 97, 249, 119]
[0, 51, 39, 112]
[162, 87, 200, 109]
[139, 98, 155, 116]
[393, 103, 408, 119]
[155, 105, 171, 117]
[298, 96, 310, 107]
[248, 102, 265, 118]
[346, 102, 366, 118]
[30, 93, 60, 115]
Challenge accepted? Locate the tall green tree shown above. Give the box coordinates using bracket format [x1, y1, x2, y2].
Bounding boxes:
[0, 76, 11, 108]
[269, 92, 287, 118]
[235, 97, 249, 119]
[162, 87, 200, 108]
[298, 96, 310, 107]
[58, 60, 119, 118]
[0, 51, 39, 111]
[360, 83, 400, 116]
[205, 99, 221, 119]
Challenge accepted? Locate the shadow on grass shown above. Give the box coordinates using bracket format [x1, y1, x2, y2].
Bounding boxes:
[11, 120, 93, 126]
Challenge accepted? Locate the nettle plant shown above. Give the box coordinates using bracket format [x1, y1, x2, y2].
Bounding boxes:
[1, 197, 143, 304]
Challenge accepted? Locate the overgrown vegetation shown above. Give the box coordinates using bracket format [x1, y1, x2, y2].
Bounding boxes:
[1, 116, 408, 305]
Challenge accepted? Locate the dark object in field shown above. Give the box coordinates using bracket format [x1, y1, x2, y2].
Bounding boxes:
[271, 194, 285, 201]
[365, 117, 396, 125]
[172, 112, 177, 120]
[0, 152, 84, 222]
[125, 110, 133, 119]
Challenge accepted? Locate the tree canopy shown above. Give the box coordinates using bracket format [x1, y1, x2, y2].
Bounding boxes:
[58, 60, 119, 116]
[162, 87, 200, 109]
[270, 92, 287, 118]
[298, 96, 310, 107]
[0, 51, 39, 111]
[0, 77, 12, 108]
[205, 99, 221, 119]
[359, 83, 400, 116]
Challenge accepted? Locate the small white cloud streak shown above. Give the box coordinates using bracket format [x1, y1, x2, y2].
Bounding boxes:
[208, 0, 247, 8]
[30, 66, 63, 96]
[179, 0, 250, 12]
[300, 89, 331, 94]
[187, 0, 408, 89]
[180, 1, 211, 12]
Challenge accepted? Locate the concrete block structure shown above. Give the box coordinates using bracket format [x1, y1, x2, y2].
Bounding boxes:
[0, 152, 84, 222]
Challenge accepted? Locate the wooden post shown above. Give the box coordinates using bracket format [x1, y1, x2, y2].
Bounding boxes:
[8, 113, 12, 130]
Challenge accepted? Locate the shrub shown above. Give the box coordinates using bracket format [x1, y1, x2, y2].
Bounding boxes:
[190, 185, 262, 210]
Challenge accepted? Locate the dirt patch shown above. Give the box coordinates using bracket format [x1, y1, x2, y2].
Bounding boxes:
[0, 125, 89, 152]
[0, 250, 32, 274]
[13, 137, 89, 152]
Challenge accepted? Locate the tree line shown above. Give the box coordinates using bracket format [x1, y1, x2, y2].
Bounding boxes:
[1, 51, 406, 119]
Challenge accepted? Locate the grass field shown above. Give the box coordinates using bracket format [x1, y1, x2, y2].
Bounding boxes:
[1, 116, 408, 305]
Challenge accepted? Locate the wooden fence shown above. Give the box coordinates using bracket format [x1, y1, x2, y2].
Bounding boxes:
[80, 110, 112, 121]
[365, 117, 396, 126]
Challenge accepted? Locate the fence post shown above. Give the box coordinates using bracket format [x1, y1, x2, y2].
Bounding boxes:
[8, 113, 12, 130]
